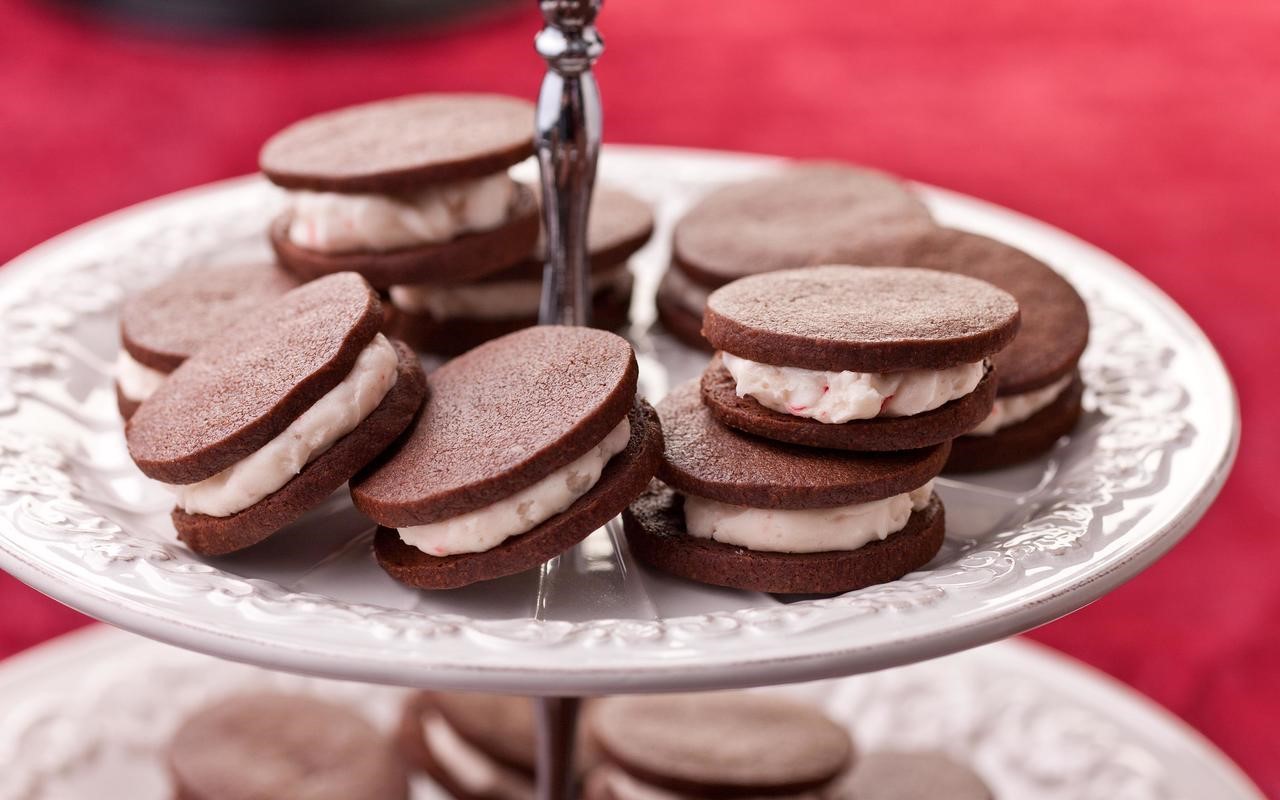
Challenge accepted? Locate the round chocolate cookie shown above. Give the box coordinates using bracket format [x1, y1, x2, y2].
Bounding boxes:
[372, 400, 661, 590]
[624, 382, 948, 595]
[126, 273, 427, 555]
[121, 260, 300, 374]
[115, 260, 300, 420]
[270, 184, 540, 289]
[703, 266, 1020, 373]
[832, 226, 1090, 469]
[127, 272, 384, 484]
[490, 185, 656, 281]
[173, 340, 426, 555]
[946, 372, 1084, 472]
[389, 273, 633, 357]
[351, 326, 663, 589]
[847, 752, 993, 800]
[127, 270, 381, 481]
[660, 382, 949, 509]
[701, 354, 997, 452]
[836, 226, 1089, 395]
[168, 692, 409, 800]
[587, 693, 854, 798]
[625, 485, 945, 595]
[260, 93, 534, 193]
[671, 162, 933, 289]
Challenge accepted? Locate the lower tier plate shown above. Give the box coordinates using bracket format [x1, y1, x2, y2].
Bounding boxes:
[0, 627, 1263, 800]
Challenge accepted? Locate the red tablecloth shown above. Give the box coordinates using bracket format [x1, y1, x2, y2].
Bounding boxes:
[2, 0, 1276, 791]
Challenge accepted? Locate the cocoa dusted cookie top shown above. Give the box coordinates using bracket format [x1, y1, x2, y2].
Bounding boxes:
[120, 260, 300, 373]
[260, 93, 535, 193]
[672, 162, 933, 287]
[703, 266, 1020, 373]
[589, 692, 854, 797]
[836, 226, 1090, 394]
[351, 326, 638, 527]
[168, 693, 409, 800]
[657, 381, 949, 508]
[126, 272, 382, 485]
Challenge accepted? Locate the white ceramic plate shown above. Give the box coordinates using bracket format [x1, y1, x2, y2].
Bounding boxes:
[0, 146, 1238, 694]
[0, 626, 1262, 800]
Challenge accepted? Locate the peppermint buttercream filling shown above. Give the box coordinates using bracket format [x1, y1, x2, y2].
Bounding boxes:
[398, 417, 631, 557]
[967, 373, 1075, 436]
[721, 353, 984, 423]
[115, 349, 169, 402]
[682, 481, 934, 554]
[287, 172, 517, 253]
[170, 334, 399, 517]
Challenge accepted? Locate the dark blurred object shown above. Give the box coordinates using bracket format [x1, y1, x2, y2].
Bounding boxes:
[53, 0, 519, 33]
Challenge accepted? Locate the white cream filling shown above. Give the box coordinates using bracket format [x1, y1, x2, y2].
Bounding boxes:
[968, 373, 1074, 436]
[389, 264, 631, 321]
[398, 417, 631, 556]
[662, 267, 713, 313]
[599, 765, 830, 800]
[683, 482, 934, 554]
[722, 352, 984, 423]
[287, 173, 517, 253]
[170, 334, 398, 517]
[423, 715, 533, 800]
[115, 349, 169, 402]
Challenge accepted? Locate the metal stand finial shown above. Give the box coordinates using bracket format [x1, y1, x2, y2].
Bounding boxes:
[534, 0, 604, 327]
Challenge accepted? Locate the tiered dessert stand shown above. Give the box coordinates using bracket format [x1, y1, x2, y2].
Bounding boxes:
[0, 2, 1247, 797]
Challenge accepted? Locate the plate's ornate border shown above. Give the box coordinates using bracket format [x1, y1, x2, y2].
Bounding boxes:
[0, 168, 1199, 657]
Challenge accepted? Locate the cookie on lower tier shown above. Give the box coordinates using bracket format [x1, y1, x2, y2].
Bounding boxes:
[585, 692, 854, 800]
[398, 692, 599, 799]
[848, 752, 993, 800]
[262, 93, 540, 288]
[700, 265, 1019, 452]
[115, 260, 299, 419]
[350, 326, 663, 589]
[125, 272, 427, 555]
[168, 692, 409, 800]
[624, 381, 948, 595]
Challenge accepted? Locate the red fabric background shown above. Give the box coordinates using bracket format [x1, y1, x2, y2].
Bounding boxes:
[1, 0, 1276, 791]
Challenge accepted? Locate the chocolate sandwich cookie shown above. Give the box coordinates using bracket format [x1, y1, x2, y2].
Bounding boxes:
[126, 272, 427, 555]
[835, 226, 1090, 470]
[168, 692, 409, 800]
[847, 752, 993, 800]
[262, 93, 540, 288]
[351, 326, 663, 590]
[398, 692, 599, 799]
[700, 266, 1019, 452]
[658, 163, 932, 349]
[388, 186, 654, 356]
[624, 381, 948, 595]
[585, 693, 854, 800]
[115, 260, 299, 420]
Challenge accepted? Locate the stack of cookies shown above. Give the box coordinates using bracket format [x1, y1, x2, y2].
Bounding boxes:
[626, 266, 1021, 594]
[259, 93, 653, 355]
[660, 163, 1089, 470]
